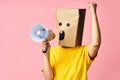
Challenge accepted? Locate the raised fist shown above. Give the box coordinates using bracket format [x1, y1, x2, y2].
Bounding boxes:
[89, 2, 97, 13]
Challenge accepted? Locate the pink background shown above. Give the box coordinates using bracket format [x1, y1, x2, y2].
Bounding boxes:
[0, 0, 120, 80]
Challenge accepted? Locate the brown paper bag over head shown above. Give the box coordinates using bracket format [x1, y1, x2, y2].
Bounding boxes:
[56, 8, 86, 47]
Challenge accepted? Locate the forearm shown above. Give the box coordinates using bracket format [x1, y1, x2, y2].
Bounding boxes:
[91, 12, 101, 46]
[41, 41, 53, 80]
[88, 2, 101, 58]
[42, 56, 53, 80]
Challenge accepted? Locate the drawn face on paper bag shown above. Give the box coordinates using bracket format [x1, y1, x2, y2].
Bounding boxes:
[56, 9, 86, 47]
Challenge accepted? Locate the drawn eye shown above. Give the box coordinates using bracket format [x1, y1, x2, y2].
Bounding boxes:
[59, 22, 62, 26]
[66, 23, 70, 27]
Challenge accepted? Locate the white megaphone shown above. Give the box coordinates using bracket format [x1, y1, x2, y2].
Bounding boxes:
[30, 24, 55, 53]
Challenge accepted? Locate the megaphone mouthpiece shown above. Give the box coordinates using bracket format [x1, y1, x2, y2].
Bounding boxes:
[45, 30, 55, 41]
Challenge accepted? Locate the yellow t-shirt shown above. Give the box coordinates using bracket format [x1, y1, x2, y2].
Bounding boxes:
[50, 45, 94, 80]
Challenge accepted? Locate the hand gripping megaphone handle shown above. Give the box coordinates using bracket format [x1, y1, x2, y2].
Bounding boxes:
[42, 38, 48, 53]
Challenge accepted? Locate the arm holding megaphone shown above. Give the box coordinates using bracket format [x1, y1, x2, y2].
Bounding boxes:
[30, 24, 54, 79]
[41, 30, 55, 80]
[41, 40, 54, 80]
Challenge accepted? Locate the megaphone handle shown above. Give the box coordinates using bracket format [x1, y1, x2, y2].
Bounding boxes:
[42, 38, 48, 53]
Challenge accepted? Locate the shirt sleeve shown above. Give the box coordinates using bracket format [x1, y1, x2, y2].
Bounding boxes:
[84, 45, 95, 66]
